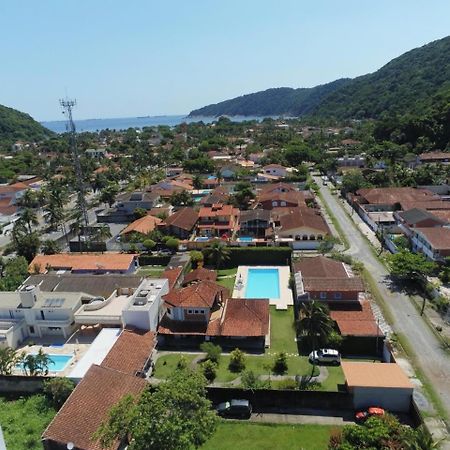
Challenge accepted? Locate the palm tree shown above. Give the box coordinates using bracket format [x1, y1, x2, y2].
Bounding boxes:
[297, 301, 334, 376]
[193, 175, 203, 190]
[203, 242, 230, 270]
[93, 225, 112, 253]
[41, 239, 61, 255]
[20, 208, 39, 234]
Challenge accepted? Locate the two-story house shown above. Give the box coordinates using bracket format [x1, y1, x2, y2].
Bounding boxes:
[197, 203, 239, 238]
[239, 209, 271, 238]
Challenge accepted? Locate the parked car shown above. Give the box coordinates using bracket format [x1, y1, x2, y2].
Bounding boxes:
[216, 399, 252, 419]
[158, 249, 173, 257]
[355, 406, 385, 422]
[308, 349, 341, 365]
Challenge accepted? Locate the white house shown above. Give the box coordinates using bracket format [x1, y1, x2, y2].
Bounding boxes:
[263, 164, 288, 178]
[85, 148, 107, 159]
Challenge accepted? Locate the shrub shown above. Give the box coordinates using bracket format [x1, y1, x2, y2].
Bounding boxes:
[201, 360, 217, 382]
[190, 250, 204, 268]
[176, 356, 188, 370]
[228, 348, 246, 373]
[200, 342, 222, 364]
[142, 239, 156, 252]
[325, 330, 344, 349]
[276, 379, 298, 390]
[272, 352, 288, 375]
[166, 238, 180, 251]
[43, 377, 75, 408]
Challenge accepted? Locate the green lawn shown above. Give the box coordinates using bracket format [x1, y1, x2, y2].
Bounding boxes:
[0, 395, 56, 450]
[217, 267, 238, 291]
[136, 265, 166, 277]
[201, 422, 335, 450]
[153, 353, 197, 378]
[320, 366, 346, 391]
[269, 306, 298, 354]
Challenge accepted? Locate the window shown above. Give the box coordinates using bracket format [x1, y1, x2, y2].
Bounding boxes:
[188, 309, 193, 314]
[334, 292, 342, 300]
[319, 292, 327, 299]
[29, 326, 35, 334]
[280, 201, 286, 207]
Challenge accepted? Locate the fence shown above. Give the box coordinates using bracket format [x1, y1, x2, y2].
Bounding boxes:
[0, 375, 50, 394]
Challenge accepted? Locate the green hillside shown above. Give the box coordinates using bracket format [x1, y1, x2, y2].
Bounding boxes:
[188, 79, 350, 117]
[188, 35, 450, 120]
[0, 104, 53, 145]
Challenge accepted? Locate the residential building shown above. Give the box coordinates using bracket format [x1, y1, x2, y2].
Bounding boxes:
[417, 151, 450, 165]
[411, 227, 450, 261]
[120, 214, 162, 239]
[29, 253, 139, 275]
[197, 203, 240, 238]
[395, 208, 448, 237]
[239, 209, 271, 238]
[336, 155, 366, 168]
[158, 207, 198, 239]
[270, 207, 331, 249]
[116, 191, 161, 215]
[200, 186, 230, 207]
[183, 267, 217, 286]
[85, 148, 107, 158]
[220, 166, 238, 179]
[262, 164, 288, 178]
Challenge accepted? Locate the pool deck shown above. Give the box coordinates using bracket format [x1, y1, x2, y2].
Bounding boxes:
[232, 265, 293, 310]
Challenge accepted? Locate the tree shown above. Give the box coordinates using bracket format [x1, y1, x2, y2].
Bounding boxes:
[94, 224, 112, 243]
[10, 220, 40, 261]
[43, 377, 75, 408]
[170, 190, 194, 207]
[387, 250, 437, 282]
[19, 208, 38, 234]
[228, 348, 246, 373]
[190, 250, 204, 268]
[272, 352, 288, 375]
[142, 239, 156, 252]
[192, 175, 204, 190]
[95, 367, 218, 450]
[297, 301, 334, 375]
[99, 183, 119, 207]
[203, 242, 230, 270]
[341, 170, 370, 194]
[201, 360, 217, 382]
[19, 349, 51, 376]
[0, 256, 29, 291]
[165, 238, 179, 251]
[0, 346, 19, 375]
[317, 236, 340, 255]
[41, 239, 61, 255]
[200, 342, 221, 364]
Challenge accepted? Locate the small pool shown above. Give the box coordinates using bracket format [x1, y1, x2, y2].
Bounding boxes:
[195, 236, 210, 242]
[238, 236, 253, 242]
[245, 268, 280, 299]
[17, 354, 73, 372]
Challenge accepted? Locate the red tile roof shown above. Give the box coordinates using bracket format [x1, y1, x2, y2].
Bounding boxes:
[294, 256, 348, 278]
[356, 187, 439, 208]
[414, 227, 450, 250]
[161, 267, 184, 289]
[163, 281, 228, 308]
[160, 207, 198, 231]
[42, 365, 147, 450]
[101, 328, 156, 375]
[120, 214, 162, 235]
[259, 190, 306, 207]
[303, 277, 365, 292]
[183, 267, 217, 285]
[276, 207, 330, 234]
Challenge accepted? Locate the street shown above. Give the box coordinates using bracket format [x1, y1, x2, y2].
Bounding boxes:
[314, 176, 450, 424]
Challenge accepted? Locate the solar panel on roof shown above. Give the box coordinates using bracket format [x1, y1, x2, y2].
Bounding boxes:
[43, 298, 65, 307]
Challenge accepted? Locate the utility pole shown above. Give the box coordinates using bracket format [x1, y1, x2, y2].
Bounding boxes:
[59, 99, 90, 239]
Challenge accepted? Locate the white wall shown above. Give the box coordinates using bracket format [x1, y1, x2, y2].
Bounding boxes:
[352, 387, 413, 412]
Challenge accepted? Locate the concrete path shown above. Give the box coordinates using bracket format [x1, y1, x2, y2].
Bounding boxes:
[248, 408, 355, 425]
[314, 177, 450, 442]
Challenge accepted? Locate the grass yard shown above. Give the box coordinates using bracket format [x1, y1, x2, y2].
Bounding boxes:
[320, 366, 346, 391]
[136, 265, 166, 277]
[269, 306, 298, 354]
[153, 353, 198, 378]
[201, 422, 335, 450]
[217, 267, 238, 292]
[0, 395, 56, 450]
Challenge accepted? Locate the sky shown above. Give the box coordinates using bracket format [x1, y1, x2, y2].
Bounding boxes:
[2, 1, 450, 121]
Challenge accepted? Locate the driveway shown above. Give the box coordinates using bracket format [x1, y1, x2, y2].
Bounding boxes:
[314, 177, 450, 425]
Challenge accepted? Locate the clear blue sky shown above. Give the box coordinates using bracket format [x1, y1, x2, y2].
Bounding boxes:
[2, 1, 449, 121]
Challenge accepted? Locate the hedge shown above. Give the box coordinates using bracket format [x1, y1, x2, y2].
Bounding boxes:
[215, 247, 292, 268]
[138, 255, 171, 266]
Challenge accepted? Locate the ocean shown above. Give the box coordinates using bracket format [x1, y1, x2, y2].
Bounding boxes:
[41, 114, 272, 133]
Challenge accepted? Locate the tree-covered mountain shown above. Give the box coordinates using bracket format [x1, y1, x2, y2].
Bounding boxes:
[188, 35, 450, 120]
[0, 104, 53, 145]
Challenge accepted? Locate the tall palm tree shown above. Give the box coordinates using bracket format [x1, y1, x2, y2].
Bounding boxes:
[203, 242, 230, 270]
[19, 207, 39, 234]
[93, 225, 112, 253]
[297, 301, 334, 376]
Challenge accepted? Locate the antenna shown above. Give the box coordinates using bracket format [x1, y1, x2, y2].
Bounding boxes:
[59, 98, 90, 232]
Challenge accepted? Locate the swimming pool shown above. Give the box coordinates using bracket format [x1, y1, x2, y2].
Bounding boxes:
[238, 236, 253, 242]
[245, 268, 280, 299]
[195, 236, 210, 242]
[17, 354, 73, 372]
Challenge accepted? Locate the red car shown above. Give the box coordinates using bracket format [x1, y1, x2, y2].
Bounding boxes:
[355, 407, 385, 422]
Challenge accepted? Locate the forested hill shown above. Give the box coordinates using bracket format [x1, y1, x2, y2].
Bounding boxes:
[188, 35, 450, 120]
[0, 104, 53, 145]
[188, 79, 350, 117]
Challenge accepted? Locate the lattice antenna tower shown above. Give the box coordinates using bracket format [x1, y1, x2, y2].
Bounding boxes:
[59, 98, 89, 229]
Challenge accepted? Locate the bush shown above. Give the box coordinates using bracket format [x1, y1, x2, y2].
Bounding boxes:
[276, 379, 298, 390]
[190, 250, 204, 268]
[241, 370, 270, 390]
[43, 377, 75, 408]
[177, 356, 188, 370]
[272, 352, 288, 375]
[142, 239, 156, 252]
[228, 348, 246, 373]
[201, 360, 217, 382]
[166, 238, 180, 251]
[326, 330, 344, 349]
[200, 342, 222, 363]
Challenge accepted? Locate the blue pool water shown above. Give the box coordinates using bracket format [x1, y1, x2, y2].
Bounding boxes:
[195, 236, 210, 242]
[238, 236, 253, 242]
[245, 268, 280, 299]
[17, 354, 73, 372]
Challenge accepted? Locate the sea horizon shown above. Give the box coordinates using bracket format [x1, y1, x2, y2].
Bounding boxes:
[41, 114, 278, 133]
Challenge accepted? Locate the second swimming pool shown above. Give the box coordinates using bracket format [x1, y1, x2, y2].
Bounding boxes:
[245, 268, 280, 299]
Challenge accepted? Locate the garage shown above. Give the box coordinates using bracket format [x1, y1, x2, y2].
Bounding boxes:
[342, 361, 414, 413]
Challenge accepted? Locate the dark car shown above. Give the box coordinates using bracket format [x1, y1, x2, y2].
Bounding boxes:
[216, 399, 252, 419]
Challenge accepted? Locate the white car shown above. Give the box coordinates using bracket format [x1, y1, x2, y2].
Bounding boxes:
[309, 349, 341, 365]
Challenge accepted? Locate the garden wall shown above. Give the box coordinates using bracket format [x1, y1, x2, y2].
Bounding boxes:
[138, 255, 171, 266]
[0, 375, 50, 394]
[220, 247, 292, 268]
[206, 386, 353, 411]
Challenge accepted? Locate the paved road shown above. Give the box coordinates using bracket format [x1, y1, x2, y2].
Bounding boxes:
[314, 177, 450, 424]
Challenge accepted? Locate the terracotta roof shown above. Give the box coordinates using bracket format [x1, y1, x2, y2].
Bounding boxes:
[198, 204, 238, 218]
[161, 267, 184, 289]
[163, 281, 228, 308]
[414, 227, 450, 250]
[29, 253, 137, 274]
[342, 362, 413, 389]
[276, 207, 330, 234]
[240, 209, 271, 223]
[220, 298, 269, 337]
[183, 267, 217, 285]
[259, 182, 297, 195]
[303, 277, 364, 292]
[120, 214, 162, 235]
[428, 210, 450, 222]
[398, 208, 446, 226]
[42, 365, 147, 450]
[356, 187, 438, 207]
[101, 328, 156, 375]
[160, 207, 198, 231]
[259, 190, 306, 207]
[294, 256, 348, 278]
[419, 151, 450, 161]
[0, 199, 17, 216]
